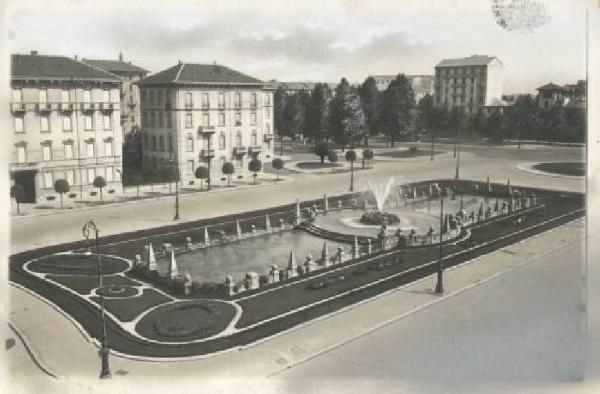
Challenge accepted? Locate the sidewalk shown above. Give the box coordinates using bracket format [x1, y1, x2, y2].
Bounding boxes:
[6, 218, 585, 392]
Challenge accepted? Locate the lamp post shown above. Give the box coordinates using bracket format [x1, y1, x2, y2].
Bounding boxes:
[82, 220, 111, 379]
[455, 113, 462, 180]
[434, 192, 444, 294]
[168, 157, 180, 220]
[430, 128, 435, 161]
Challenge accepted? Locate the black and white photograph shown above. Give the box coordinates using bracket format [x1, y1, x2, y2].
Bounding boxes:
[2, 0, 600, 393]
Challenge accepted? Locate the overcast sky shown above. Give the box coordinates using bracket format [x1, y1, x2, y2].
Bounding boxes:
[6, 0, 589, 94]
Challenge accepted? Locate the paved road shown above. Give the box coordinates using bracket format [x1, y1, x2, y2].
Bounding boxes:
[10, 144, 584, 253]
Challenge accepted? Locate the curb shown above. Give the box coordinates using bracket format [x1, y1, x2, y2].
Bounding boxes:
[7, 321, 59, 379]
[517, 162, 585, 180]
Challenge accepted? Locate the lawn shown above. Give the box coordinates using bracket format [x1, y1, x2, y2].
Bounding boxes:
[378, 149, 444, 159]
[46, 274, 142, 295]
[28, 254, 129, 275]
[296, 161, 343, 169]
[533, 162, 585, 177]
[135, 300, 237, 342]
[90, 288, 172, 322]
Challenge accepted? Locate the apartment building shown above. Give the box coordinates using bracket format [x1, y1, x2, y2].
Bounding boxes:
[370, 75, 435, 102]
[10, 52, 123, 204]
[434, 55, 503, 113]
[536, 80, 586, 109]
[138, 62, 275, 187]
[83, 53, 149, 136]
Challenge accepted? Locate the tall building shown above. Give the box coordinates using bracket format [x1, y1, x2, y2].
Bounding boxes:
[536, 80, 586, 109]
[369, 75, 435, 101]
[434, 55, 503, 113]
[137, 62, 275, 188]
[10, 51, 123, 204]
[83, 53, 149, 136]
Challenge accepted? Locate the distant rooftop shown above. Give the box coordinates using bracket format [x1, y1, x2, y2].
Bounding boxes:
[138, 63, 264, 86]
[11, 52, 121, 82]
[270, 81, 339, 91]
[537, 82, 565, 91]
[436, 55, 500, 68]
[83, 58, 148, 76]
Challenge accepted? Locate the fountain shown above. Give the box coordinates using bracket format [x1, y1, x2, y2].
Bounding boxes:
[360, 177, 400, 226]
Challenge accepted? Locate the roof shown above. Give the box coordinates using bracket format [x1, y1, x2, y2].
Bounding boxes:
[486, 97, 509, 107]
[82, 59, 148, 75]
[138, 63, 264, 86]
[537, 82, 564, 91]
[436, 55, 500, 68]
[11, 53, 121, 82]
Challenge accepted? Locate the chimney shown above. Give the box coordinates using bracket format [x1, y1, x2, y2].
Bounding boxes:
[119, 51, 123, 62]
[31, 50, 38, 55]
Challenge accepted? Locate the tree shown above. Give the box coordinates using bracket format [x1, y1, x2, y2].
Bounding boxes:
[10, 184, 25, 215]
[314, 141, 330, 164]
[328, 151, 338, 163]
[346, 150, 357, 192]
[271, 157, 284, 180]
[362, 149, 374, 169]
[486, 110, 508, 143]
[506, 95, 539, 148]
[541, 106, 566, 145]
[290, 90, 310, 141]
[379, 74, 415, 146]
[329, 78, 351, 149]
[132, 173, 143, 198]
[248, 158, 262, 184]
[274, 86, 293, 155]
[54, 179, 70, 208]
[341, 92, 367, 148]
[358, 77, 380, 145]
[195, 166, 209, 191]
[122, 126, 143, 172]
[222, 162, 235, 186]
[305, 83, 332, 142]
[93, 176, 107, 202]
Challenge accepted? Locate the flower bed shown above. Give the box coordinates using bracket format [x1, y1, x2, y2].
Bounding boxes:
[46, 274, 141, 295]
[28, 254, 129, 276]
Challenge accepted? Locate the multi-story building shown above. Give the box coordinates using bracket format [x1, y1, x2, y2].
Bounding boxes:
[434, 55, 503, 113]
[370, 75, 435, 102]
[83, 53, 149, 136]
[138, 62, 275, 187]
[269, 80, 339, 95]
[10, 51, 123, 204]
[536, 80, 586, 109]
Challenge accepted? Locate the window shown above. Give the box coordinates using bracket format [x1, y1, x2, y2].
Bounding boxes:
[157, 90, 163, 105]
[219, 133, 226, 150]
[158, 112, 164, 128]
[251, 131, 258, 146]
[202, 93, 209, 108]
[83, 89, 91, 103]
[218, 92, 225, 108]
[235, 112, 241, 126]
[250, 112, 257, 125]
[103, 90, 110, 102]
[265, 93, 270, 106]
[66, 170, 75, 186]
[106, 166, 114, 182]
[84, 115, 93, 130]
[42, 144, 52, 161]
[265, 123, 270, 134]
[236, 132, 242, 147]
[186, 136, 194, 152]
[13, 89, 22, 102]
[202, 113, 210, 127]
[14, 117, 24, 133]
[17, 146, 26, 163]
[185, 113, 193, 128]
[166, 112, 172, 128]
[150, 112, 156, 127]
[185, 92, 193, 108]
[265, 108, 270, 118]
[44, 172, 53, 188]
[152, 135, 157, 150]
[103, 114, 112, 130]
[219, 113, 225, 126]
[235, 92, 241, 107]
[63, 115, 72, 131]
[64, 143, 74, 159]
[61, 90, 70, 103]
[168, 134, 172, 152]
[187, 160, 194, 174]
[141, 90, 147, 104]
[40, 116, 50, 132]
[149, 90, 155, 106]
[251, 92, 257, 107]
[236, 156, 243, 168]
[159, 135, 165, 151]
[87, 168, 95, 184]
[86, 140, 95, 157]
[39, 89, 47, 102]
[105, 140, 113, 156]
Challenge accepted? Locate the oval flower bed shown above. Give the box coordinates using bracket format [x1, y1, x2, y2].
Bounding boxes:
[95, 285, 139, 298]
[135, 300, 236, 342]
[28, 254, 129, 275]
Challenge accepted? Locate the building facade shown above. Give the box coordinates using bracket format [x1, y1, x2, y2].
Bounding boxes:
[83, 53, 149, 136]
[10, 52, 123, 204]
[370, 75, 435, 102]
[536, 81, 586, 109]
[138, 62, 275, 188]
[434, 55, 503, 113]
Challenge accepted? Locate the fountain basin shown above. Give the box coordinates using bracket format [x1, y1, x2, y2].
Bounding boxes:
[360, 211, 400, 226]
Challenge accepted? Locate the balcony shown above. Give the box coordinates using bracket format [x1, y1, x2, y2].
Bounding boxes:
[233, 146, 247, 156]
[36, 102, 52, 113]
[11, 103, 26, 113]
[59, 102, 75, 112]
[234, 121, 242, 126]
[249, 145, 262, 155]
[201, 103, 210, 110]
[184, 102, 193, 109]
[263, 134, 275, 141]
[218, 102, 226, 109]
[200, 149, 215, 158]
[197, 126, 216, 136]
[128, 98, 137, 108]
[100, 102, 114, 112]
[81, 102, 96, 112]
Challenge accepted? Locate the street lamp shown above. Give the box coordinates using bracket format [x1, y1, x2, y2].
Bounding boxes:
[434, 191, 444, 294]
[168, 157, 180, 220]
[455, 113, 462, 180]
[82, 220, 111, 379]
[430, 128, 435, 161]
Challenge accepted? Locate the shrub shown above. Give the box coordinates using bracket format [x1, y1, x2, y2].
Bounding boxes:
[409, 146, 418, 154]
[314, 141, 330, 164]
[195, 166, 210, 190]
[328, 151, 338, 163]
[271, 158, 284, 180]
[54, 178, 70, 208]
[222, 162, 235, 186]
